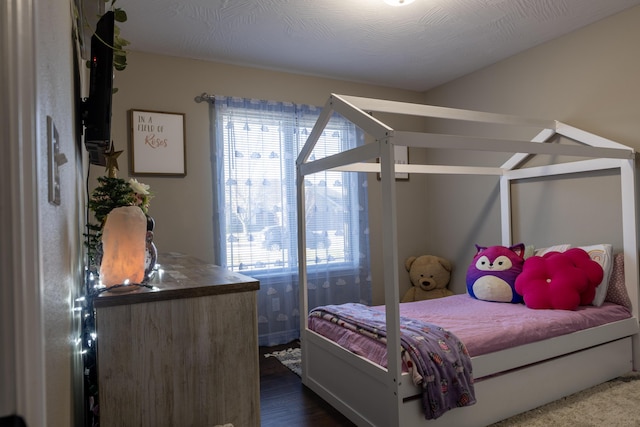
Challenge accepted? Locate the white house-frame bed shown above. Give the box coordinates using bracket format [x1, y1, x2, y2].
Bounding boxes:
[295, 94, 640, 426]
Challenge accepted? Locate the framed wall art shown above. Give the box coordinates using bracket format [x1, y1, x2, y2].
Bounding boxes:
[377, 145, 409, 181]
[129, 109, 186, 176]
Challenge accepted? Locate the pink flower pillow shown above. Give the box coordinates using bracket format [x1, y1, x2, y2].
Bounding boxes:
[515, 248, 604, 310]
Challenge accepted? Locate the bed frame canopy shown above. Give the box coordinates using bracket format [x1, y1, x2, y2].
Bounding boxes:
[296, 94, 639, 426]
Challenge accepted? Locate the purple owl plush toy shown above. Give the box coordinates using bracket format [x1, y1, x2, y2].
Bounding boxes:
[466, 243, 525, 303]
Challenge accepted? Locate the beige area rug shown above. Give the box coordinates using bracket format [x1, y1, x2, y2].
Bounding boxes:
[264, 347, 302, 377]
[490, 373, 640, 426]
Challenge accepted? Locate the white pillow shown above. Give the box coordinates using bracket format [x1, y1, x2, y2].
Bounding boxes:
[533, 244, 570, 256]
[524, 245, 535, 259]
[576, 244, 613, 306]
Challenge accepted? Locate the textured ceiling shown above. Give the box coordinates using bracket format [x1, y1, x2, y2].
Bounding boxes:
[114, 0, 640, 91]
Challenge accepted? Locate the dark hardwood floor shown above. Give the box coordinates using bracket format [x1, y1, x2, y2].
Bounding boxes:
[260, 341, 356, 427]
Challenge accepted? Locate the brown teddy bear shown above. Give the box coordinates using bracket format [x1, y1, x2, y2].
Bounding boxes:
[402, 255, 454, 302]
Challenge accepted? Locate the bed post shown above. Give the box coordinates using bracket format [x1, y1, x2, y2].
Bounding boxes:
[499, 175, 512, 246]
[499, 128, 557, 246]
[379, 135, 404, 425]
[297, 162, 309, 378]
[620, 158, 640, 370]
[297, 96, 335, 381]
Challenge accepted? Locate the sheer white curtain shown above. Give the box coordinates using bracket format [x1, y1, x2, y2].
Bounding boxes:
[210, 96, 371, 346]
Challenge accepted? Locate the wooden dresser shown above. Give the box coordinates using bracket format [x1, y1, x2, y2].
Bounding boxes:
[93, 253, 260, 427]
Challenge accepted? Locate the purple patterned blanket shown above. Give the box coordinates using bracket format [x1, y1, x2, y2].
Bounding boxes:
[309, 303, 476, 419]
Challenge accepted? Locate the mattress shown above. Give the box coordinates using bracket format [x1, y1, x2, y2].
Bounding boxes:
[307, 294, 631, 369]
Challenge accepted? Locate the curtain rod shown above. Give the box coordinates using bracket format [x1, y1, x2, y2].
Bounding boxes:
[194, 92, 214, 103]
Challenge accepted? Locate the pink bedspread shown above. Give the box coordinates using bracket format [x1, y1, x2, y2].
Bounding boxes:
[308, 294, 631, 366]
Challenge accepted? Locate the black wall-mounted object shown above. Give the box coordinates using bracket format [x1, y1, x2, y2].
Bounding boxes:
[0, 415, 27, 427]
[81, 11, 114, 166]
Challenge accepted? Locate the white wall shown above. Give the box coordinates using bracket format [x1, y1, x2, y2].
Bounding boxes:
[1, 0, 85, 424]
[37, 0, 86, 423]
[96, 5, 640, 303]
[0, 1, 42, 422]
[104, 52, 428, 304]
[422, 6, 640, 293]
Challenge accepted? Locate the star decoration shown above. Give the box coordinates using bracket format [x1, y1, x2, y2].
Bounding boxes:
[104, 142, 123, 178]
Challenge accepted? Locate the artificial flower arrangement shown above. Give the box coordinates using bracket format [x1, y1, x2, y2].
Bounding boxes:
[89, 176, 152, 223]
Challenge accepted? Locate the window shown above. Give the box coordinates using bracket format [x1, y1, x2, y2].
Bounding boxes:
[211, 96, 371, 346]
